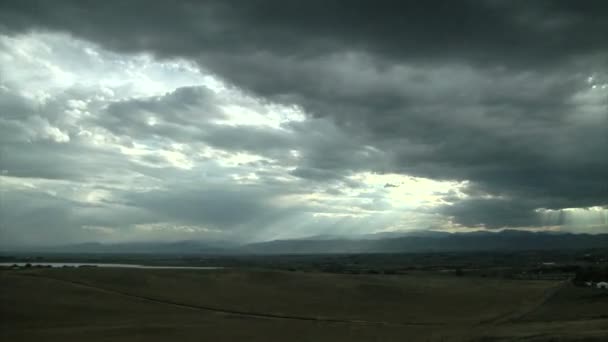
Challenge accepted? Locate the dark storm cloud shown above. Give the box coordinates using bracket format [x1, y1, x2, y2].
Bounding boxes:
[94, 86, 385, 178]
[2, 1, 607, 67]
[439, 197, 543, 229]
[1, 0, 607, 230]
[102, 86, 224, 134]
[97, 86, 224, 143]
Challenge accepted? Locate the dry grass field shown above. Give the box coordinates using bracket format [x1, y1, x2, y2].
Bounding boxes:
[1, 268, 607, 341]
[519, 282, 608, 322]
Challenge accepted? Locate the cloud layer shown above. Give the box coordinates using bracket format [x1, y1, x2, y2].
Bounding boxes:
[0, 1, 606, 246]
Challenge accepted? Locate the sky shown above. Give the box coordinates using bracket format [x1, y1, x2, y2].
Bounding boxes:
[0, 1, 606, 247]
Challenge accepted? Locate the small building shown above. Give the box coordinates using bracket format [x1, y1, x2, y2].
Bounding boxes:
[597, 282, 608, 289]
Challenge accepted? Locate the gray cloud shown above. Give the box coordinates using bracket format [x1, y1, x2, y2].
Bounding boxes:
[439, 197, 543, 229]
[101, 86, 224, 135]
[0, 1, 607, 246]
[2, 1, 606, 67]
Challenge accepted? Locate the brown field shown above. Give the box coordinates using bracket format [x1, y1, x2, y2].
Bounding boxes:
[521, 283, 608, 322]
[1, 268, 607, 341]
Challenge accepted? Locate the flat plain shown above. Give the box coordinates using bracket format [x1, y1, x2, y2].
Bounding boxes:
[1, 267, 607, 341]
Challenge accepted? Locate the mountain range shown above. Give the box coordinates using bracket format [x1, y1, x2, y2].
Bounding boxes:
[5, 230, 607, 254]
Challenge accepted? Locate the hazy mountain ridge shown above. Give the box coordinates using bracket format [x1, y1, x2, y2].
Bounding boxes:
[4, 230, 607, 254]
[241, 231, 608, 254]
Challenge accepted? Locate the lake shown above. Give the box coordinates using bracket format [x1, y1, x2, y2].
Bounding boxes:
[0, 262, 222, 269]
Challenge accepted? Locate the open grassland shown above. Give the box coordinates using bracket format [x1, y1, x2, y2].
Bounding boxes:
[520, 282, 608, 322]
[20, 267, 555, 324]
[1, 268, 607, 341]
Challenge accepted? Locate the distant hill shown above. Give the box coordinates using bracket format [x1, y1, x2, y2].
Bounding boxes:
[239, 230, 608, 254]
[4, 230, 607, 255]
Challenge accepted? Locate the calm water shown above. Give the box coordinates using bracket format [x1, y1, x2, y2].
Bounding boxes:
[0, 262, 222, 269]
